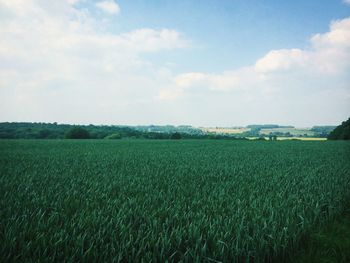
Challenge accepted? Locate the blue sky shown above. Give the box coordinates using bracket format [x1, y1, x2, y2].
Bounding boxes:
[0, 0, 349, 126]
[109, 0, 350, 72]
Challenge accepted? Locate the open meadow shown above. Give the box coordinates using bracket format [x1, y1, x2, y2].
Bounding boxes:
[1, 139, 350, 262]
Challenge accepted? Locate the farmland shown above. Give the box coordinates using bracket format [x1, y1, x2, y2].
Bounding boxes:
[258, 128, 315, 137]
[197, 125, 332, 139]
[1, 139, 350, 262]
[246, 137, 327, 141]
[199, 127, 250, 135]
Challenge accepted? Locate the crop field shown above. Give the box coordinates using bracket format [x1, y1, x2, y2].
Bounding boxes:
[275, 137, 327, 141]
[246, 137, 327, 141]
[259, 128, 315, 137]
[199, 127, 250, 134]
[1, 140, 350, 262]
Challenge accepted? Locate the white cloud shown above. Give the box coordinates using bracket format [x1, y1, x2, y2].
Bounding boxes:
[96, 0, 120, 15]
[311, 17, 350, 48]
[343, 0, 350, 5]
[176, 73, 206, 88]
[156, 17, 350, 126]
[255, 18, 350, 75]
[118, 29, 188, 52]
[0, 0, 189, 124]
[255, 49, 309, 73]
[66, 0, 80, 5]
[164, 17, 350, 94]
[175, 67, 259, 92]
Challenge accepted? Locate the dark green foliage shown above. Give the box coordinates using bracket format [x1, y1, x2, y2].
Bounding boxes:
[269, 135, 277, 141]
[0, 122, 246, 140]
[144, 132, 169, 139]
[0, 122, 335, 140]
[1, 140, 349, 262]
[65, 127, 90, 139]
[170, 132, 182, 139]
[37, 129, 52, 139]
[295, 208, 350, 262]
[328, 118, 350, 140]
[0, 122, 144, 139]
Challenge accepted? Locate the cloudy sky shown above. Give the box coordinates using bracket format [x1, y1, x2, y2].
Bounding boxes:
[0, 0, 349, 127]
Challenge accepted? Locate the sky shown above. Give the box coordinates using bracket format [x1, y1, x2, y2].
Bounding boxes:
[0, 0, 350, 127]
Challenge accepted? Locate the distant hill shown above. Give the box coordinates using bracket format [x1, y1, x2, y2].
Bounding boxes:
[328, 118, 350, 140]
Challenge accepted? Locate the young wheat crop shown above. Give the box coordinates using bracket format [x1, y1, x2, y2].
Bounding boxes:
[0, 140, 349, 262]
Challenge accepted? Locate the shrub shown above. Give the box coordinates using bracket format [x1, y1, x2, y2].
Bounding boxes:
[170, 132, 182, 139]
[65, 127, 90, 139]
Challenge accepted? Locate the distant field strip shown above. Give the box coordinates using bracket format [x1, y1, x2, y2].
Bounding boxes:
[259, 128, 315, 136]
[276, 137, 327, 141]
[246, 137, 327, 141]
[200, 127, 250, 134]
[1, 140, 349, 262]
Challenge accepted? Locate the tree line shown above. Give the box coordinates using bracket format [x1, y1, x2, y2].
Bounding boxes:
[327, 118, 350, 140]
[0, 122, 244, 140]
[1, 120, 347, 140]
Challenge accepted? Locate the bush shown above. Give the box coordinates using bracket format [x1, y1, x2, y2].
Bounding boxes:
[65, 127, 90, 139]
[37, 129, 52, 139]
[171, 132, 182, 140]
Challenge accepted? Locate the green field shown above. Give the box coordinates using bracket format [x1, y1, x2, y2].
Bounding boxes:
[1, 140, 350, 262]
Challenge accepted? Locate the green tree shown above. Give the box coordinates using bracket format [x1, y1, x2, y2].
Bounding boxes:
[65, 127, 90, 139]
[37, 129, 52, 139]
[171, 132, 182, 140]
[328, 118, 350, 140]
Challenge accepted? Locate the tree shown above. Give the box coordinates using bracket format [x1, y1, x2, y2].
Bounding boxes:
[171, 132, 182, 140]
[328, 118, 350, 140]
[37, 129, 52, 139]
[269, 135, 277, 141]
[65, 127, 90, 139]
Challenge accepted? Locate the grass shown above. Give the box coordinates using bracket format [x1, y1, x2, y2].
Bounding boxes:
[295, 208, 350, 262]
[0, 139, 349, 262]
